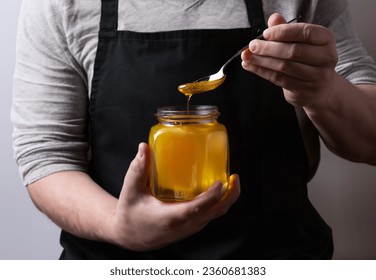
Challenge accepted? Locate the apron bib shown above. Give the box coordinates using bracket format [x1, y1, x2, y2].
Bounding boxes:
[59, 0, 333, 259]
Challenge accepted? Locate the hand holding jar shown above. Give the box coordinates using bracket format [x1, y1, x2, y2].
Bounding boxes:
[110, 143, 240, 251]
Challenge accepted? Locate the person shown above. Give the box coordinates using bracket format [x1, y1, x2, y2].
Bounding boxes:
[11, 0, 376, 259]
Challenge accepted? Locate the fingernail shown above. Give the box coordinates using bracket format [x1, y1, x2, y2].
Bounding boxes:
[263, 28, 271, 39]
[230, 174, 240, 189]
[249, 40, 257, 52]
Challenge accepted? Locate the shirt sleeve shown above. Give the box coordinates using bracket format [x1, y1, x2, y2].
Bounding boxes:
[313, 0, 376, 85]
[11, 0, 90, 186]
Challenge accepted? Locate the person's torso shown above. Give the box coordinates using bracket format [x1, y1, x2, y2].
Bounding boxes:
[59, 0, 332, 260]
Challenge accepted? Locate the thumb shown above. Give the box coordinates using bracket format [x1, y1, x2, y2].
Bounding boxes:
[120, 143, 150, 199]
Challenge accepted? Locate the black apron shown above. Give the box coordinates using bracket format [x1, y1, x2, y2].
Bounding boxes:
[59, 0, 333, 259]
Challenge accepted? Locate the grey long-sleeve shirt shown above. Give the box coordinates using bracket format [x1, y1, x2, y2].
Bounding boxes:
[12, 0, 376, 186]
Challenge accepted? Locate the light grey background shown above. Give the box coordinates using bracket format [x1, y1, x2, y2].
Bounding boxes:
[1, 0, 375, 260]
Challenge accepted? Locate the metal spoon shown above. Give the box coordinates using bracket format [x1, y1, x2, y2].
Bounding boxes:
[178, 16, 301, 96]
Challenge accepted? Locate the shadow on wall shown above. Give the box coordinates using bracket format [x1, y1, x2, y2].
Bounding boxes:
[309, 146, 376, 260]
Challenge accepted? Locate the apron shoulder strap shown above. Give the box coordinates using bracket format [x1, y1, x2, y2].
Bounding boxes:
[244, 0, 267, 32]
[100, 0, 118, 31]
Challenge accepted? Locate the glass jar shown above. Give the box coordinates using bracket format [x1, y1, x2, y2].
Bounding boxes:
[149, 105, 229, 201]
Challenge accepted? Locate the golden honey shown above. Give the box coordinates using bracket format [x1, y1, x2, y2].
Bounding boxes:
[178, 77, 226, 110]
[177, 76, 226, 96]
[149, 105, 229, 201]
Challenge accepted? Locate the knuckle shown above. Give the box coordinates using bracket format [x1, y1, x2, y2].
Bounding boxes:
[159, 215, 186, 231]
[286, 43, 302, 60]
[302, 24, 312, 42]
[329, 50, 338, 66]
[258, 40, 272, 55]
[184, 206, 201, 219]
[276, 60, 291, 73]
[270, 71, 284, 87]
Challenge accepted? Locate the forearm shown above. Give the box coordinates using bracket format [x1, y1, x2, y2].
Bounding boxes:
[304, 75, 376, 164]
[26, 146, 241, 252]
[27, 171, 117, 244]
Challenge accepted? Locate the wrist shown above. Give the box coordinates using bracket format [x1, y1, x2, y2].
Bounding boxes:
[302, 73, 343, 116]
[101, 201, 130, 248]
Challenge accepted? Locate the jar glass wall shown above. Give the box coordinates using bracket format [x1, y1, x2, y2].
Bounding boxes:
[149, 105, 229, 201]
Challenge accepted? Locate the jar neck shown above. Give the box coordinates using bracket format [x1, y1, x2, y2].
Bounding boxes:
[156, 105, 220, 125]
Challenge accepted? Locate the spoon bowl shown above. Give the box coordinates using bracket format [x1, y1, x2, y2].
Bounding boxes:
[178, 76, 226, 95]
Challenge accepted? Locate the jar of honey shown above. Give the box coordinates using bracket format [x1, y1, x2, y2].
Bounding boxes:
[149, 105, 229, 201]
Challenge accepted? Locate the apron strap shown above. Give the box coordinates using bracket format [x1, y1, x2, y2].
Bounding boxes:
[244, 0, 267, 33]
[100, 0, 118, 31]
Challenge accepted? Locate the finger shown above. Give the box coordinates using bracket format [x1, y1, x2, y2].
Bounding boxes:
[241, 13, 286, 58]
[166, 175, 240, 235]
[243, 52, 325, 82]
[121, 142, 150, 199]
[149, 181, 224, 235]
[166, 179, 229, 222]
[186, 181, 224, 216]
[185, 175, 241, 221]
[189, 174, 241, 218]
[246, 39, 336, 67]
[207, 174, 241, 219]
[147, 176, 240, 245]
[241, 62, 319, 99]
[228, 174, 241, 202]
[267, 13, 287, 27]
[263, 23, 334, 46]
[242, 58, 298, 86]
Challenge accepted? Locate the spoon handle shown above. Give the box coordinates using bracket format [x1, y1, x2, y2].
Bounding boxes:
[221, 33, 263, 70]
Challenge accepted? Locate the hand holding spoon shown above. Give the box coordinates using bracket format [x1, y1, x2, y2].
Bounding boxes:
[178, 16, 301, 97]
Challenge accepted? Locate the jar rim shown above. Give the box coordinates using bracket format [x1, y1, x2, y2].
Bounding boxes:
[155, 105, 220, 124]
[156, 105, 218, 116]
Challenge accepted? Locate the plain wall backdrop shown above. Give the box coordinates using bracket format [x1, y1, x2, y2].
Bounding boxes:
[1, 0, 375, 260]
